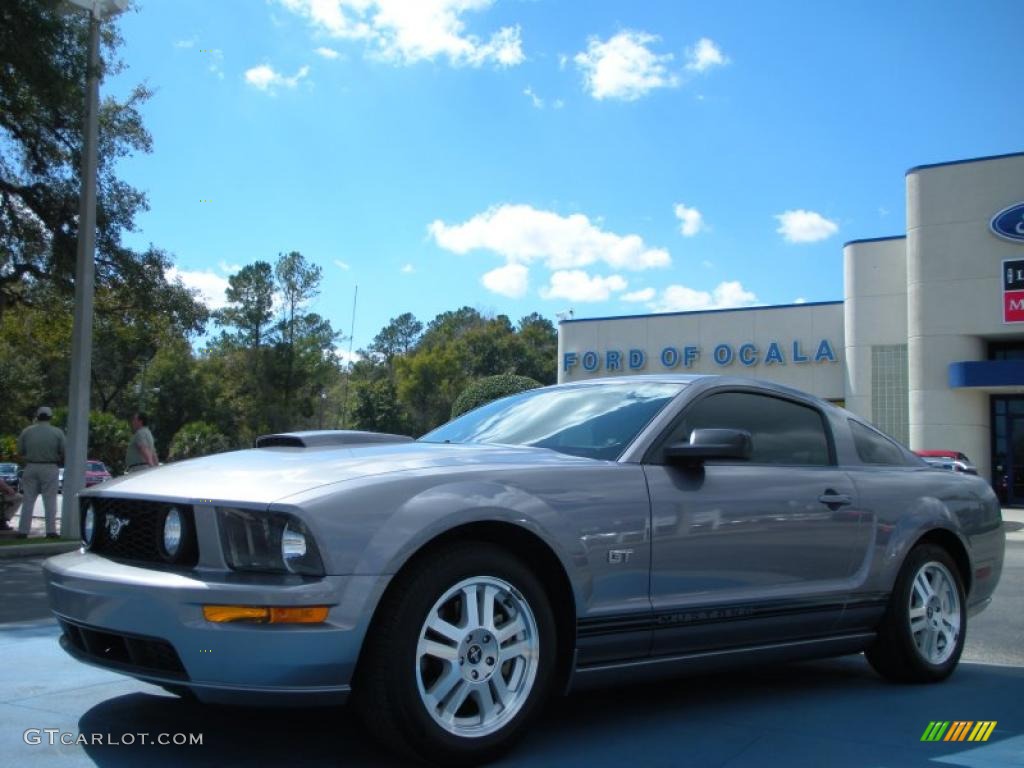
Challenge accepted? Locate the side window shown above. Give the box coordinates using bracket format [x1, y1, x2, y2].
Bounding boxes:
[848, 419, 908, 466]
[662, 391, 832, 466]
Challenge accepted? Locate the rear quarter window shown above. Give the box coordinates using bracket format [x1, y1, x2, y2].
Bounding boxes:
[848, 419, 909, 466]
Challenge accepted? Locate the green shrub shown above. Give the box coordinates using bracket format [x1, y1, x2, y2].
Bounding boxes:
[168, 421, 231, 461]
[0, 435, 17, 463]
[450, 374, 541, 420]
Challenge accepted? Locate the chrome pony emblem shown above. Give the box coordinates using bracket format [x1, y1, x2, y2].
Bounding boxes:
[105, 515, 130, 541]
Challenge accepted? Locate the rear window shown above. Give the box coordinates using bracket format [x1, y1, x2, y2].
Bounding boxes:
[87, 462, 106, 472]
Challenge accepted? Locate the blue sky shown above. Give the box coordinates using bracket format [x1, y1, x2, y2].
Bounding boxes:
[107, 0, 1024, 356]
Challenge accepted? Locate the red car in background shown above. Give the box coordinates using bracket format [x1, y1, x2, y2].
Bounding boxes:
[58, 460, 113, 493]
[913, 450, 978, 475]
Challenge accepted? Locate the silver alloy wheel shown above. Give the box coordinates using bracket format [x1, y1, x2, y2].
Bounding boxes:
[908, 561, 961, 665]
[415, 575, 540, 738]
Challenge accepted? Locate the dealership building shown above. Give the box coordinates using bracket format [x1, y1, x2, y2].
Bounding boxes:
[557, 151, 1024, 501]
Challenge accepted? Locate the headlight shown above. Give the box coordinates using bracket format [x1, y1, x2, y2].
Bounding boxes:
[82, 503, 95, 546]
[217, 508, 324, 576]
[163, 507, 183, 558]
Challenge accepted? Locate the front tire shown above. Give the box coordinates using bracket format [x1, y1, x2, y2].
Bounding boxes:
[355, 542, 556, 765]
[866, 543, 966, 683]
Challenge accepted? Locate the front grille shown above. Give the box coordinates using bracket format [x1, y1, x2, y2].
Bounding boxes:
[60, 619, 188, 679]
[83, 498, 198, 568]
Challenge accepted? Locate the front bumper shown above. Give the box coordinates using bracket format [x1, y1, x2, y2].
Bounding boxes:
[44, 551, 387, 706]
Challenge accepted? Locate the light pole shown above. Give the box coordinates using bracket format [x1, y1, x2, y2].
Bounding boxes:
[60, 0, 129, 539]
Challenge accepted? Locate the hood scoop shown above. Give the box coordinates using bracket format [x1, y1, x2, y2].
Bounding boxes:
[255, 430, 414, 448]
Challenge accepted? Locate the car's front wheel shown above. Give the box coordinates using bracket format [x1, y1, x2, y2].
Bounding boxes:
[356, 542, 556, 765]
[866, 543, 966, 682]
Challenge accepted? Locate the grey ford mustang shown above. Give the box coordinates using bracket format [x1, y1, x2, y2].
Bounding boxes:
[44, 375, 1004, 764]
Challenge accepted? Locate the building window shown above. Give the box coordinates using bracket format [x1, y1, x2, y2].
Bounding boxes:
[871, 344, 909, 445]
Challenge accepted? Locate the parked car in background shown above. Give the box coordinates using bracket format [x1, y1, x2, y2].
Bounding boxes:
[0, 462, 20, 492]
[914, 450, 978, 475]
[44, 376, 1005, 765]
[58, 460, 113, 493]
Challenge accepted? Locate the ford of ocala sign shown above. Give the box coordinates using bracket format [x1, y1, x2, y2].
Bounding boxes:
[563, 339, 838, 374]
[992, 202, 1024, 243]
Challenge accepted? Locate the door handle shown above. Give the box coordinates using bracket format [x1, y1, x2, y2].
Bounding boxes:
[818, 491, 852, 509]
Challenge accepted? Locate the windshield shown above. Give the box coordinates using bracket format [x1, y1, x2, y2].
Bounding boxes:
[421, 381, 684, 460]
[87, 462, 106, 472]
[0, 463, 16, 473]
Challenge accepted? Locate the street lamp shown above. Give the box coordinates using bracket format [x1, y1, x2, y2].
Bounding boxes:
[60, 0, 129, 539]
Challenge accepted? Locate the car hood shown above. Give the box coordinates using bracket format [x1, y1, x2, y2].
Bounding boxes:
[85, 441, 597, 505]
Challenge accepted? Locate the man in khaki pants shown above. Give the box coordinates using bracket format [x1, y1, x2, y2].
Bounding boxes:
[16, 406, 66, 539]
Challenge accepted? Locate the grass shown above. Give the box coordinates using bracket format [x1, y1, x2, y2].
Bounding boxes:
[0, 536, 79, 547]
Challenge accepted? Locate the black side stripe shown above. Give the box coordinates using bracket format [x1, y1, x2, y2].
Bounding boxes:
[578, 593, 891, 638]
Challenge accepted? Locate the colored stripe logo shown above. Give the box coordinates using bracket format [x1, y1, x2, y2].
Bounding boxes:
[921, 721, 997, 742]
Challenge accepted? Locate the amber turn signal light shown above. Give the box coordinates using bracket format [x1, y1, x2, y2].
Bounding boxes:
[203, 605, 329, 624]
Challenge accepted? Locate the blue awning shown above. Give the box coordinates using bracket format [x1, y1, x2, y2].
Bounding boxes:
[949, 360, 1024, 388]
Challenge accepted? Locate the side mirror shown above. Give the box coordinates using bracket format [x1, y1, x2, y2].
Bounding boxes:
[664, 428, 752, 464]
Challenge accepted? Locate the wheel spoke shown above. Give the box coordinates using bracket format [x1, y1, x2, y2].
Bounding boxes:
[440, 679, 471, 723]
[482, 585, 498, 633]
[909, 608, 928, 634]
[501, 639, 532, 662]
[913, 571, 934, 603]
[914, 626, 932, 654]
[497, 614, 526, 644]
[461, 586, 480, 628]
[427, 615, 463, 645]
[418, 638, 459, 662]
[475, 682, 498, 722]
[930, 627, 942, 660]
[490, 670, 512, 708]
[426, 666, 462, 710]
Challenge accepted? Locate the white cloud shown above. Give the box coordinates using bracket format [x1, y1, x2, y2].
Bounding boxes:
[401, 263, 415, 273]
[648, 280, 758, 313]
[278, 0, 524, 68]
[775, 209, 839, 243]
[333, 346, 363, 366]
[174, 37, 197, 49]
[621, 287, 655, 302]
[685, 37, 728, 72]
[673, 203, 705, 237]
[524, 86, 543, 109]
[553, 99, 564, 109]
[333, 259, 351, 271]
[244, 63, 311, 92]
[794, 297, 807, 304]
[481, 263, 529, 298]
[218, 260, 242, 274]
[315, 46, 341, 59]
[167, 267, 231, 310]
[701, 259, 713, 269]
[574, 30, 678, 101]
[429, 204, 671, 272]
[540, 270, 627, 302]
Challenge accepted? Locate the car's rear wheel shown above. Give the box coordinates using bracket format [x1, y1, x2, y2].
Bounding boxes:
[355, 542, 556, 765]
[866, 543, 966, 682]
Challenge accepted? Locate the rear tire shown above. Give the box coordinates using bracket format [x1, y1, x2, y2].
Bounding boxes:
[866, 543, 966, 683]
[355, 542, 556, 765]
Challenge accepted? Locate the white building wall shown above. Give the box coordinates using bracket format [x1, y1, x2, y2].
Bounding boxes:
[558, 303, 845, 401]
[843, 237, 908, 436]
[907, 153, 1024, 481]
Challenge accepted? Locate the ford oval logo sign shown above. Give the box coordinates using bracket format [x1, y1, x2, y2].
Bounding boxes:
[991, 202, 1024, 243]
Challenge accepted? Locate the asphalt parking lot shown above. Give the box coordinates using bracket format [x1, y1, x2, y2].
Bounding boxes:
[0, 518, 1021, 767]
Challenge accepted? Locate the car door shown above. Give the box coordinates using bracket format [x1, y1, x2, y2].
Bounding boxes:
[642, 388, 869, 655]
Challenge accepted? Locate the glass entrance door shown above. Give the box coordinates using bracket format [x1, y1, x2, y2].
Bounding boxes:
[992, 396, 1024, 506]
